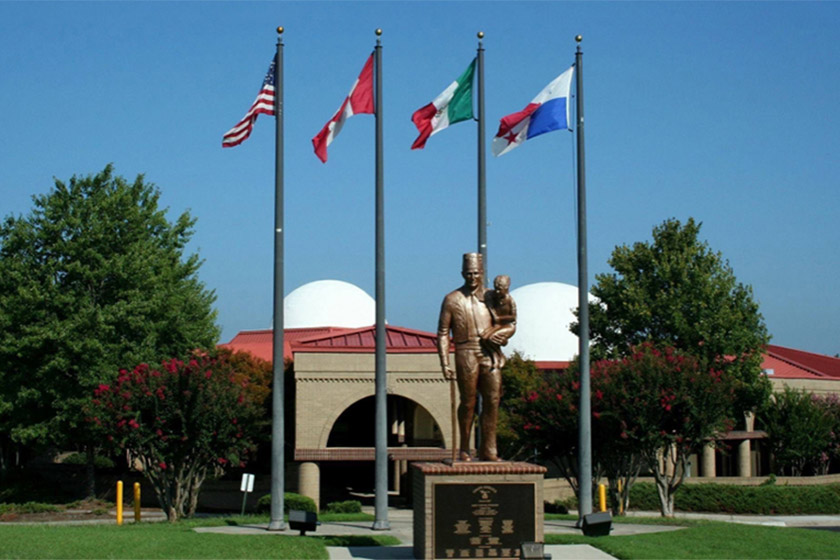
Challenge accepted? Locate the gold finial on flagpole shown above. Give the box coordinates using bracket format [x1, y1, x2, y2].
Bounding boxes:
[277, 26, 284, 35]
[576, 34, 582, 43]
[477, 31, 484, 39]
[375, 28, 382, 36]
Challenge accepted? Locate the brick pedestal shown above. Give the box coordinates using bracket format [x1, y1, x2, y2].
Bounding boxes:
[412, 461, 546, 560]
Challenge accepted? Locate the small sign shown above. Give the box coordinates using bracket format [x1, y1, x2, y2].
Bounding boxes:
[240, 473, 255, 493]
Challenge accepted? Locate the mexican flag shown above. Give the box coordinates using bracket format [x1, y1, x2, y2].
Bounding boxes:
[411, 59, 476, 150]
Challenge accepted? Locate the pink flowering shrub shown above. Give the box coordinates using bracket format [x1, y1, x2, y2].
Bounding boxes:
[511, 343, 736, 516]
[87, 348, 270, 521]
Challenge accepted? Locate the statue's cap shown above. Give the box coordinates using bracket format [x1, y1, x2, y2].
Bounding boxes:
[462, 252, 483, 271]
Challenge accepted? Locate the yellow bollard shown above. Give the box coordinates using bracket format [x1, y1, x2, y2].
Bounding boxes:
[134, 482, 141, 522]
[598, 483, 607, 512]
[618, 479, 624, 515]
[116, 480, 123, 526]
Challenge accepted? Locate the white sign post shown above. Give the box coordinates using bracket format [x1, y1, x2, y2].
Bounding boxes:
[240, 473, 255, 516]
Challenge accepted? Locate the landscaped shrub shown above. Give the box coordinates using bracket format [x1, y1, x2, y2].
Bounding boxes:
[543, 500, 570, 514]
[324, 500, 362, 514]
[61, 452, 115, 469]
[629, 482, 840, 514]
[0, 502, 62, 514]
[256, 492, 317, 514]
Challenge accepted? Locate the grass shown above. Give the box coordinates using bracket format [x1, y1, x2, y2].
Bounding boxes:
[0, 521, 327, 559]
[3, 511, 840, 559]
[0, 513, 394, 559]
[546, 521, 840, 559]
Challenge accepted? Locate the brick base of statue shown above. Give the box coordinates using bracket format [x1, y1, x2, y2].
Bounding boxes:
[412, 461, 546, 560]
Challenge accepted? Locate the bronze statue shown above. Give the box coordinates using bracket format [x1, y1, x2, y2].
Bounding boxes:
[437, 254, 516, 462]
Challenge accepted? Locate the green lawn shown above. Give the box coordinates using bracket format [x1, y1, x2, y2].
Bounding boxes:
[546, 521, 840, 559]
[0, 522, 324, 559]
[0, 514, 400, 560]
[2, 515, 840, 559]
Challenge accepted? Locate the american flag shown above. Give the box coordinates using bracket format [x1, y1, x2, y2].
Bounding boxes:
[222, 60, 276, 148]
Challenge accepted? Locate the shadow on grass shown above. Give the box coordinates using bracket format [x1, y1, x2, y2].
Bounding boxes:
[319, 535, 401, 547]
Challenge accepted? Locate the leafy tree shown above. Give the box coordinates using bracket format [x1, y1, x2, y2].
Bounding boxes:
[574, 217, 770, 417]
[762, 388, 839, 476]
[497, 352, 544, 460]
[512, 345, 737, 517]
[87, 349, 269, 521]
[592, 344, 736, 516]
[0, 165, 218, 491]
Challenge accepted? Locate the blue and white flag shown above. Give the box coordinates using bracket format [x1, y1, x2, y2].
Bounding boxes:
[492, 66, 574, 156]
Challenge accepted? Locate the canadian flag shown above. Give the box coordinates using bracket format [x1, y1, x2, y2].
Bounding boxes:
[312, 55, 374, 163]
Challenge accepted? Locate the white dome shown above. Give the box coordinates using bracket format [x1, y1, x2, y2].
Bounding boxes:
[284, 280, 375, 328]
[506, 282, 595, 362]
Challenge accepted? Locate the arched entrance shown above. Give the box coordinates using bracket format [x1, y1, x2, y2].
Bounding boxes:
[319, 395, 444, 504]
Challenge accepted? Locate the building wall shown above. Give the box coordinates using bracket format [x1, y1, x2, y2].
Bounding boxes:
[770, 377, 840, 395]
[294, 352, 454, 450]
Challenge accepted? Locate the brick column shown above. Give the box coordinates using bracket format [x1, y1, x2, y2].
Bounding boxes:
[702, 442, 716, 478]
[298, 461, 320, 511]
[738, 412, 755, 478]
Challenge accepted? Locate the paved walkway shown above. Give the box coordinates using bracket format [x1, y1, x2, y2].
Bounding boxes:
[194, 507, 840, 559]
[196, 508, 668, 559]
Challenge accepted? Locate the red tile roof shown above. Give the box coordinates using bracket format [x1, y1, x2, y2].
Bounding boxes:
[531, 348, 840, 382]
[293, 325, 439, 354]
[765, 345, 840, 379]
[759, 353, 825, 380]
[220, 327, 351, 362]
[221, 325, 439, 362]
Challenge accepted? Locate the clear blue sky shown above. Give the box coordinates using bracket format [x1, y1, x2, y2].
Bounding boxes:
[1, 2, 838, 356]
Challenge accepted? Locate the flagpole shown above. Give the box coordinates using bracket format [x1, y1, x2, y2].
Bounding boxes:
[574, 34, 593, 522]
[474, 31, 487, 455]
[372, 28, 390, 531]
[268, 26, 287, 532]
[477, 31, 487, 281]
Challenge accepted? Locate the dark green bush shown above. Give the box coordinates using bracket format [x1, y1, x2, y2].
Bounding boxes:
[629, 482, 840, 514]
[61, 452, 115, 469]
[324, 500, 362, 514]
[544, 500, 569, 514]
[0, 502, 62, 514]
[256, 492, 317, 514]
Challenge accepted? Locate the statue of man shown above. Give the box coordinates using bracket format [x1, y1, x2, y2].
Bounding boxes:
[437, 253, 516, 462]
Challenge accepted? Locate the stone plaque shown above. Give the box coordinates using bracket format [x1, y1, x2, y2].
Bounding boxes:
[433, 482, 536, 559]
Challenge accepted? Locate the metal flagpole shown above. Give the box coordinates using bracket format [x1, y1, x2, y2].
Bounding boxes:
[372, 28, 390, 531]
[268, 26, 287, 532]
[477, 31, 487, 281]
[475, 31, 487, 456]
[574, 34, 593, 521]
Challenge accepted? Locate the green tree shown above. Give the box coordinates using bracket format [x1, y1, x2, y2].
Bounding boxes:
[574, 217, 770, 416]
[762, 388, 837, 476]
[497, 352, 544, 461]
[513, 345, 737, 517]
[0, 165, 219, 492]
[593, 344, 736, 516]
[88, 349, 269, 521]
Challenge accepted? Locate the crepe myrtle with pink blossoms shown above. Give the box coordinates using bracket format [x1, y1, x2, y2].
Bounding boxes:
[509, 343, 737, 517]
[87, 348, 270, 521]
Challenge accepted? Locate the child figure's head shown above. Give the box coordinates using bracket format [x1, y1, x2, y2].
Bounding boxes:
[493, 275, 510, 297]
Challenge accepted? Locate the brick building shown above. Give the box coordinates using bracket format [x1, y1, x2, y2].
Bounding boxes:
[223, 280, 840, 505]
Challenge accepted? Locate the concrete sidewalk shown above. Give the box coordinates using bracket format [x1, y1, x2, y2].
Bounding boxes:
[195, 508, 653, 559]
[194, 507, 840, 559]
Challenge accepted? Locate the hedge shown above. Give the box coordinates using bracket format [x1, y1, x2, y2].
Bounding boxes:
[324, 500, 362, 514]
[0, 502, 62, 514]
[256, 492, 317, 514]
[629, 482, 840, 514]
